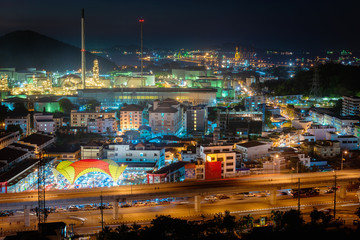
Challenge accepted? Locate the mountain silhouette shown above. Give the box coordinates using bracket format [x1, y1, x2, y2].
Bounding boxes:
[0, 30, 118, 72]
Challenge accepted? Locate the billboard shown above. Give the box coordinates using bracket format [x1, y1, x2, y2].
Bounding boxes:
[205, 161, 222, 180]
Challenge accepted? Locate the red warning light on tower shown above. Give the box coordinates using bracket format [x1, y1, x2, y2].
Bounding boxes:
[139, 18, 144, 23]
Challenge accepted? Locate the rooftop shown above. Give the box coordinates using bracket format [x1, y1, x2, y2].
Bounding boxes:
[153, 162, 188, 174]
[120, 104, 143, 112]
[0, 147, 29, 163]
[20, 133, 54, 146]
[237, 141, 268, 148]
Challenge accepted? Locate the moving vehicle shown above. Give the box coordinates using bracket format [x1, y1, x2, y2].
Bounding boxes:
[290, 187, 320, 198]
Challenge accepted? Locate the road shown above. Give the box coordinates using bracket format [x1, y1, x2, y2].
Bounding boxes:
[0, 170, 359, 209]
[0, 189, 358, 237]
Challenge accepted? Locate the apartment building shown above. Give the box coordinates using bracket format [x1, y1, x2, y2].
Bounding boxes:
[199, 144, 236, 178]
[87, 117, 117, 134]
[106, 143, 165, 169]
[119, 104, 143, 131]
[5, 113, 31, 136]
[70, 110, 115, 127]
[149, 99, 183, 136]
[342, 96, 360, 116]
[34, 113, 56, 134]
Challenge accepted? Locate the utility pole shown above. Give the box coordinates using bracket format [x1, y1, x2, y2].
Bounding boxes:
[334, 172, 337, 220]
[37, 152, 47, 225]
[297, 178, 301, 212]
[100, 194, 104, 230]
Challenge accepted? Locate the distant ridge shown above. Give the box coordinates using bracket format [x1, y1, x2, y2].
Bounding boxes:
[0, 30, 118, 72]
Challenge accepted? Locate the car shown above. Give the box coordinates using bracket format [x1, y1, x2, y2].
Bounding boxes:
[216, 194, 230, 199]
[121, 204, 132, 208]
[55, 208, 67, 213]
[84, 205, 94, 210]
[204, 195, 217, 201]
[241, 192, 255, 197]
[68, 206, 79, 212]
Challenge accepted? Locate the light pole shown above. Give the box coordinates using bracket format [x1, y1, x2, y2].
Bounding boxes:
[341, 150, 347, 170]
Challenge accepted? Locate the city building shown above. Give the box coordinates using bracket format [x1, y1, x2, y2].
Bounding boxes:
[199, 144, 236, 178]
[105, 143, 165, 169]
[44, 145, 81, 161]
[0, 131, 20, 150]
[119, 104, 143, 131]
[70, 110, 116, 127]
[307, 124, 336, 140]
[244, 95, 266, 111]
[147, 162, 190, 184]
[77, 88, 217, 107]
[5, 113, 31, 136]
[313, 140, 341, 159]
[0, 147, 33, 171]
[335, 135, 358, 150]
[34, 113, 56, 134]
[218, 109, 263, 138]
[139, 125, 152, 139]
[87, 117, 117, 134]
[80, 141, 104, 160]
[236, 141, 272, 161]
[149, 99, 183, 136]
[17, 133, 55, 154]
[185, 105, 207, 136]
[342, 96, 360, 116]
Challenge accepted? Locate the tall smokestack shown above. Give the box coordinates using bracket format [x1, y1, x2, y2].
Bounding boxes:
[81, 8, 86, 89]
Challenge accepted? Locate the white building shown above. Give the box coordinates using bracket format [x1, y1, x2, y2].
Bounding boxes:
[81, 142, 104, 160]
[34, 113, 56, 134]
[335, 135, 358, 150]
[307, 124, 336, 140]
[149, 99, 183, 136]
[5, 114, 31, 136]
[236, 141, 272, 161]
[292, 119, 312, 132]
[199, 144, 236, 178]
[106, 143, 165, 169]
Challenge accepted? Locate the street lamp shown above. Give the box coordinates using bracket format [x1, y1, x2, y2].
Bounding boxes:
[341, 150, 347, 170]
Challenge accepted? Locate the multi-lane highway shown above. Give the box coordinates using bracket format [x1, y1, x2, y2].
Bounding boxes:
[0, 189, 359, 236]
[0, 170, 359, 209]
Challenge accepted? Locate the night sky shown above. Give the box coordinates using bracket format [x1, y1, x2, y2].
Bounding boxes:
[0, 0, 359, 51]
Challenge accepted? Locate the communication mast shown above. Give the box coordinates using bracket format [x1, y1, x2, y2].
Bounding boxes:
[81, 8, 86, 89]
[309, 61, 320, 99]
[139, 17, 144, 87]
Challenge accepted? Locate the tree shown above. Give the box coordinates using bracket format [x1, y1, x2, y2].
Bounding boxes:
[270, 210, 283, 228]
[6, 124, 23, 135]
[0, 105, 9, 123]
[85, 99, 101, 111]
[59, 98, 74, 113]
[281, 209, 303, 230]
[310, 208, 324, 224]
[12, 102, 28, 115]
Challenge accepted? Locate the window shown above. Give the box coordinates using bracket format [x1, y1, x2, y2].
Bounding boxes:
[226, 156, 234, 160]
